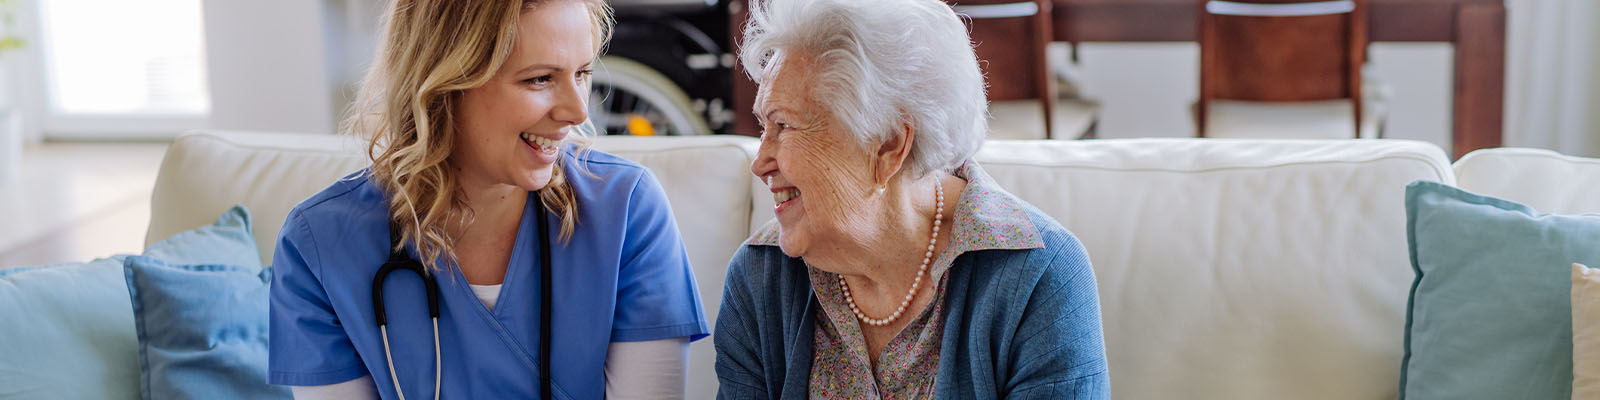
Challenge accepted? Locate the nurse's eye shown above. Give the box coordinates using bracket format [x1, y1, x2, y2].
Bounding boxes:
[575, 69, 593, 84]
[524, 75, 553, 88]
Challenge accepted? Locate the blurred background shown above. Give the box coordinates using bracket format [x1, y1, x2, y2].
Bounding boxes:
[0, 0, 1595, 265]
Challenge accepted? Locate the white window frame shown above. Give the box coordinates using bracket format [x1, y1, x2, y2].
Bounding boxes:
[21, 0, 211, 141]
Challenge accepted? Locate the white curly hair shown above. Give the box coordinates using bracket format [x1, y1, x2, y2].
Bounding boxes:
[740, 0, 989, 178]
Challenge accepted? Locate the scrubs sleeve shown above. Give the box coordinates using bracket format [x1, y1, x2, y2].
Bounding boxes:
[610, 170, 711, 343]
[267, 213, 369, 386]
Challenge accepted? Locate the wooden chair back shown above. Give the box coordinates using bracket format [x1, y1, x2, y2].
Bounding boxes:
[951, 0, 1057, 138]
[1197, 0, 1367, 138]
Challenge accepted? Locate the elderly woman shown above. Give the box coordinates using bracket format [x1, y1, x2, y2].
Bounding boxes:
[713, 0, 1110, 398]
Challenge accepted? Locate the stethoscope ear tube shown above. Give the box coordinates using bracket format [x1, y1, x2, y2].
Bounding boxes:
[534, 191, 553, 400]
[374, 226, 444, 400]
[373, 254, 439, 326]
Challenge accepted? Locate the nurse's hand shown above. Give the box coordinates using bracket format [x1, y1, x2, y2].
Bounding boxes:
[289, 375, 379, 400]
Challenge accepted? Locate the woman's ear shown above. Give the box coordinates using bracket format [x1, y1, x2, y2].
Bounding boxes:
[872, 118, 916, 187]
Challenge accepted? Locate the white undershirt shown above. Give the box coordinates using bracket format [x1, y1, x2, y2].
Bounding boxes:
[468, 283, 503, 310]
[290, 285, 690, 399]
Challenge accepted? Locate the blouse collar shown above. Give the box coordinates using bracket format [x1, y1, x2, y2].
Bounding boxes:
[745, 161, 1044, 263]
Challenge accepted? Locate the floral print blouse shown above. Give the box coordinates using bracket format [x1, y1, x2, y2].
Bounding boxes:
[746, 161, 1045, 399]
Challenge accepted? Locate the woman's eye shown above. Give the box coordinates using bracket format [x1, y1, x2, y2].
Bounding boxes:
[524, 75, 553, 86]
[760, 123, 792, 140]
[576, 69, 593, 83]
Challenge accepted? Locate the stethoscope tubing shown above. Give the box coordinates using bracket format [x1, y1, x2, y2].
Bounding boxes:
[379, 321, 440, 400]
[372, 235, 443, 400]
[536, 192, 554, 399]
[372, 191, 553, 400]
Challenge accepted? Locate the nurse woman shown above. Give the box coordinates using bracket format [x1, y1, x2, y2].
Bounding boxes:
[265, 0, 709, 399]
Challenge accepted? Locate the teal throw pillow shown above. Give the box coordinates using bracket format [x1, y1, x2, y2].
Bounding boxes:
[0, 204, 264, 399]
[1400, 180, 1600, 399]
[142, 204, 261, 268]
[0, 256, 140, 399]
[124, 255, 287, 399]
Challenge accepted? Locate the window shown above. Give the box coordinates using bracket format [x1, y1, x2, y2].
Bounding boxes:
[37, 0, 209, 136]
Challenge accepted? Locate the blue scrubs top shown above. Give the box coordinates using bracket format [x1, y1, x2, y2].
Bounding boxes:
[267, 146, 710, 399]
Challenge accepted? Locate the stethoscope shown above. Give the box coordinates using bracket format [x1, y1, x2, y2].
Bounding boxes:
[372, 192, 554, 400]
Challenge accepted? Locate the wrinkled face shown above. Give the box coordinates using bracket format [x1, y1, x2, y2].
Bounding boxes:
[750, 51, 880, 258]
[453, 1, 595, 192]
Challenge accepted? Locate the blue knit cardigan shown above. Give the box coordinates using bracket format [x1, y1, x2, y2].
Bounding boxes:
[713, 203, 1111, 399]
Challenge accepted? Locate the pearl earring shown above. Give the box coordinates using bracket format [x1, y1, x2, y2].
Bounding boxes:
[875, 186, 886, 195]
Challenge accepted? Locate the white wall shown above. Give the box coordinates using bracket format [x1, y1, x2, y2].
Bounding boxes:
[1070, 42, 1453, 152]
[10, 0, 45, 143]
[200, 0, 336, 135]
[321, 0, 385, 132]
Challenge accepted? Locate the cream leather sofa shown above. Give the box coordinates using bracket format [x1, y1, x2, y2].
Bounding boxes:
[142, 130, 1600, 400]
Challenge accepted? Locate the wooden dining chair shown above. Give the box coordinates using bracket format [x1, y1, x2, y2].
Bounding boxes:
[1197, 0, 1379, 139]
[948, 0, 1069, 139]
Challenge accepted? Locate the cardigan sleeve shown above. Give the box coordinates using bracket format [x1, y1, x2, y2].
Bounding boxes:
[714, 246, 772, 399]
[1004, 232, 1112, 398]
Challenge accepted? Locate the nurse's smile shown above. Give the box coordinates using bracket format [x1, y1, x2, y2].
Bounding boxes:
[519, 130, 566, 166]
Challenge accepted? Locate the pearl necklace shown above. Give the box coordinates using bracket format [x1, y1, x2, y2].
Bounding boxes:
[839, 181, 944, 327]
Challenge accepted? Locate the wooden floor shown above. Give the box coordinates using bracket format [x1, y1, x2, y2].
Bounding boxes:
[0, 142, 168, 269]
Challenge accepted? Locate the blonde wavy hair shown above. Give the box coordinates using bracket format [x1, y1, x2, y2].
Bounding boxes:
[346, 0, 614, 272]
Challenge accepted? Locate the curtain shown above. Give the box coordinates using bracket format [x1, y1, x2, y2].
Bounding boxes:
[1505, 0, 1600, 157]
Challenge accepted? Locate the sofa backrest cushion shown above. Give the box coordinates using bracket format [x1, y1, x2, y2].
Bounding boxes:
[561, 136, 756, 400]
[1454, 147, 1600, 215]
[971, 138, 1450, 400]
[147, 131, 370, 268]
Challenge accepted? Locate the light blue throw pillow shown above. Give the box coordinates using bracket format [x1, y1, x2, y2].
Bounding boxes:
[142, 205, 262, 268]
[124, 255, 288, 400]
[1400, 181, 1600, 399]
[0, 256, 139, 399]
[0, 205, 264, 400]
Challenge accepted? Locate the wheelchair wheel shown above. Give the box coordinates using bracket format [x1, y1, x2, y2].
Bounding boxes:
[590, 56, 710, 136]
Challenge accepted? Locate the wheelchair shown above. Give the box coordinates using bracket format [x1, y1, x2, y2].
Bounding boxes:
[593, 0, 734, 136]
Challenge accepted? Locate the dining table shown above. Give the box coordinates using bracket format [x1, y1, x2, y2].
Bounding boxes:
[727, 0, 1505, 158]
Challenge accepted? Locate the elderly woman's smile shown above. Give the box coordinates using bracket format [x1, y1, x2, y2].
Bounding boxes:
[771, 184, 799, 211]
